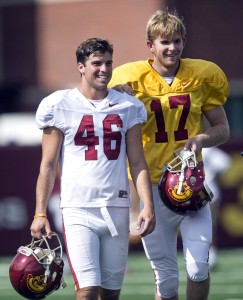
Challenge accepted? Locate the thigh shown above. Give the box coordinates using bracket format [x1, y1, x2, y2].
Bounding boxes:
[62, 208, 102, 290]
[180, 203, 212, 264]
[100, 207, 129, 290]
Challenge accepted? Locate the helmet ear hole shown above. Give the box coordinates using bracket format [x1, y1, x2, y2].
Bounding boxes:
[189, 175, 196, 185]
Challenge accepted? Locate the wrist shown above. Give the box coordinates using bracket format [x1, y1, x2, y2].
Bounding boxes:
[34, 213, 47, 219]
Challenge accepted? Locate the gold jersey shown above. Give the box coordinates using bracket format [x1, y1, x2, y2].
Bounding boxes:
[109, 58, 229, 183]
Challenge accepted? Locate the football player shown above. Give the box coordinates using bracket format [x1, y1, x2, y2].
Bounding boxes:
[30, 38, 155, 300]
[109, 10, 230, 300]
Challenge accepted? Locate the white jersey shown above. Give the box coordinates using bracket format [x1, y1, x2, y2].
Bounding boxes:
[36, 88, 147, 208]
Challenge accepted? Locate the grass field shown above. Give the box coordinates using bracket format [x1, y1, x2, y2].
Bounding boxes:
[1, 249, 243, 300]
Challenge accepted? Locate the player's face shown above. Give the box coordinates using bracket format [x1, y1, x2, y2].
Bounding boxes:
[147, 33, 185, 75]
[78, 52, 113, 91]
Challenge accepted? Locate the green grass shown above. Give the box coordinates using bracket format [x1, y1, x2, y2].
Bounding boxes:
[1, 249, 243, 300]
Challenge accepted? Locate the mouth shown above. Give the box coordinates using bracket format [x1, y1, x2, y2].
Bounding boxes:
[164, 53, 178, 58]
[97, 74, 110, 79]
[97, 74, 110, 82]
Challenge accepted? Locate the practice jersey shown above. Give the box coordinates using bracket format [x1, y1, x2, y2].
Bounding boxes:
[36, 88, 147, 208]
[109, 58, 229, 184]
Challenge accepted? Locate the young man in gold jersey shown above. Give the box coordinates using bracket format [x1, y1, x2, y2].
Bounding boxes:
[109, 10, 230, 300]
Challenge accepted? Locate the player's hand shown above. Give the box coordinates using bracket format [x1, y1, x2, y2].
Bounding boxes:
[30, 218, 52, 239]
[136, 208, 156, 237]
[184, 136, 203, 156]
[112, 84, 134, 96]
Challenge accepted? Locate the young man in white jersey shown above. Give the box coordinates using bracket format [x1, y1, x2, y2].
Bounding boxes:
[109, 10, 230, 300]
[30, 38, 155, 300]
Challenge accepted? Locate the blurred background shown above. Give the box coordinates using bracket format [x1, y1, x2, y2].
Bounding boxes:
[0, 0, 243, 256]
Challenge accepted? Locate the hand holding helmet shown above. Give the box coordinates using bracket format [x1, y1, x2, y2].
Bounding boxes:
[158, 148, 213, 214]
[30, 213, 52, 240]
[9, 232, 66, 299]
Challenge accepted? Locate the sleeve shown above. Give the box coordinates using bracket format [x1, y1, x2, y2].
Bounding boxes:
[109, 66, 130, 87]
[36, 97, 55, 129]
[35, 93, 65, 132]
[127, 96, 147, 129]
[202, 63, 230, 111]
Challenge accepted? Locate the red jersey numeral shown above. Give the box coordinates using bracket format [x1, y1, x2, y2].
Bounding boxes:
[150, 94, 190, 143]
[150, 99, 168, 142]
[103, 115, 122, 160]
[74, 115, 99, 160]
[74, 114, 122, 160]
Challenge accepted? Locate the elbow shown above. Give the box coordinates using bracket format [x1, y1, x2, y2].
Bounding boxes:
[224, 124, 230, 143]
[220, 123, 230, 145]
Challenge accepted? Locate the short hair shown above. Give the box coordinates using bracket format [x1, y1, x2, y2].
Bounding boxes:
[76, 38, 113, 64]
[146, 10, 186, 42]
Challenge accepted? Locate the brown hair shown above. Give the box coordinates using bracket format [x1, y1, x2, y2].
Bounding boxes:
[76, 38, 113, 64]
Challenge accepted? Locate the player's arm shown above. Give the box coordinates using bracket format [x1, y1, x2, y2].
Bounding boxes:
[30, 127, 63, 239]
[184, 106, 230, 155]
[126, 124, 155, 237]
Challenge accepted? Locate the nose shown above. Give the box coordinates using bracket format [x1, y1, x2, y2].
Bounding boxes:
[168, 42, 176, 50]
[100, 63, 110, 72]
[100, 64, 106, 71]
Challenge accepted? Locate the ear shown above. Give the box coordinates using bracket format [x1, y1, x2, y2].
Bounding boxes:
[77, 62, 85, 75]
[146, 40, 154, 53]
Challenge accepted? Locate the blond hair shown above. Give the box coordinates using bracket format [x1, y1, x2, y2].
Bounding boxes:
[146, 10, 186, 42]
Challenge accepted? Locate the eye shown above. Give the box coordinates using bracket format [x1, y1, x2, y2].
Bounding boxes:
[161, 40, 170, 45]
[174, 38, 182, 44]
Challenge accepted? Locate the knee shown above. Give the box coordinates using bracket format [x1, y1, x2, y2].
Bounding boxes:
[76, 286, 99, 299]
[187, 262, 209, 282]
[156, 276, 179, 298]
[100, 287, 120, 300]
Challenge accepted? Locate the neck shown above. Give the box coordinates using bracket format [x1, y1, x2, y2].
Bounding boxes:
[79, 86, 108, 100]
[152, 60, 180, 77]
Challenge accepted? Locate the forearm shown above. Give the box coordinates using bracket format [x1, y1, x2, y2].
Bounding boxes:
[185, 122, 230, 154]
[35, 163, 57, 214]
[130, 162, 155, 237]
[201, 122, 230, 147]
[200, 106, 230, 148]
[130, 163, 153, 209]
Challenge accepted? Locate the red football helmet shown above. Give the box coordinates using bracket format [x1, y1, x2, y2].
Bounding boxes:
[158, 148, 213, 214]
[9, 232, 66, 299]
